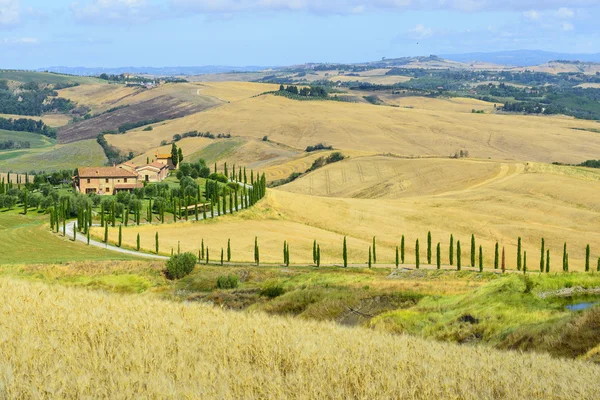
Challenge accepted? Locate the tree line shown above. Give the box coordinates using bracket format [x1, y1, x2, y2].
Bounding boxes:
[0, 117, 56, 139]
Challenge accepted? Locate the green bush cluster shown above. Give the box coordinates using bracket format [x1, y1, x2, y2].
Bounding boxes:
[164, 252, 197, 280]
[216, 275, 239, 289]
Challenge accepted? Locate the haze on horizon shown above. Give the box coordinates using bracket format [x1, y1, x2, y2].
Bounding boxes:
[1, 0, 600, 69]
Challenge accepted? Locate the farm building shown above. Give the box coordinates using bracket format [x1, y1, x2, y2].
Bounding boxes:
[76, 167, 141, 195]
[155, 152, 176, 170]
[136, 162, 169, 183]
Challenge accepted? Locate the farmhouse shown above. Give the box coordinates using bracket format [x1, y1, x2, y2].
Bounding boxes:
[76, 167, 141, 195]
[136, 162, 169, 183]
[155, 152, 176, 170]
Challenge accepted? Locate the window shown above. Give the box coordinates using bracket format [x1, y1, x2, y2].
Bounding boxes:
[105, 178, 109, 183]
[124, 178, 128, 183]
[145, 175, 149, 182]
[106, 188, 110, 193]
[87, 179, 90, 184]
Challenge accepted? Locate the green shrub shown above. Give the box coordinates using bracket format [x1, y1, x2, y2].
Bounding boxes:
[216, 274, 239, 289]
[164, 252, 197, 280]
[260, 284, 285, 299]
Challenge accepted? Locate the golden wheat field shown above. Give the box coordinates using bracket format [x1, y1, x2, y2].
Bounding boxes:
[105, 82, 600, 164]
[100, 156, 600, 269]
[1, 277, 598, 399]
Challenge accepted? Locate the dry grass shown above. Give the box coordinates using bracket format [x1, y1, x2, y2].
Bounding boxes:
[107, 157, 600, 270]
[383, 95, 500, 113]
[0, 113, 71, 128]
[1, 276, 599, 399]
[281, 156, 501, 198]
[108, 87, 600, 164]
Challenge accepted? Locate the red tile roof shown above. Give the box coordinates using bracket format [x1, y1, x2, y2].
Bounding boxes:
[137, 162, 169, 171]
[78, 167, 138, 178]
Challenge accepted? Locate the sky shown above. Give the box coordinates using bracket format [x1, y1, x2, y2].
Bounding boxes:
[1, 0, 600, 68]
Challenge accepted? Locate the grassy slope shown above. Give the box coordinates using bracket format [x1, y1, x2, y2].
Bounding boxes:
[0, 70, 103, 85]
[0, 212, 136, 264]
[0, 113, 72, 128]
[1, 276, 599, 399]
[105, 159, 600, 270]
[108, 83, 600, 164]
[0, 139, 107, 172]
[0, 129, 55, 149]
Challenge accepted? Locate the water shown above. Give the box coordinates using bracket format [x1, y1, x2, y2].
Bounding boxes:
[566, 302, 598, 311]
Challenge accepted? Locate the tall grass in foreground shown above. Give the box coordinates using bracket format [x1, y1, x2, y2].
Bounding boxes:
[0, 277, 599, 399]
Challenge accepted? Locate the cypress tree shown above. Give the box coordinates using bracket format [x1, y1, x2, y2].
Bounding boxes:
[221, 248, 224, 266]
[136, 233, 140, 251]
[395, 246, 399, 268]
[494, 242, 499, 269]
[23, 188, 28, 215]
[178, 241, 181, 255]
[155, 232, 159, 254]
[470, 234, 475, 268]
[254, 237, 259, 266]
[436, 242, 441, 270]
[195, 201, 199, 221]
[501, 247, 506, 273]
[227, 239, 231, 262]
[73, 224, 76, 241]
[101, 202, 105, 227]
[313, 240, 317, 264]
[368, 246, 372, 268]
[401, 235, 405, 264]
[586, 244, 590, 272]
[427, 231, 432, 264]
[104, 223, 108, 244]
[449, 234, 454, 266]
[203, 202, 207, 220]
[284, 241, 287, 265]
[206, 247, 209, 265]
[597, 257, 600, 272]
[201, 239, 204, 259]
[457, 241, 462, 271]
[343, 236, 348, 268]
[523, 251, 527, 274]
[316, 245, 321, 267]
[479, 245, 483, 272]
[517, 237, 522, 271]
[118, 225, 122, 247]
[286, 242, 290, 267]
[566, 253, 569, 272]
[546, 250, 550, 273]
[372, 237, 377, 264]
[540, 238, 545, 272]
[112, 202, 116, 227]
[87, 229, 90, 245]
[415, 239, 420, 269]
[563, 243, 567, 272]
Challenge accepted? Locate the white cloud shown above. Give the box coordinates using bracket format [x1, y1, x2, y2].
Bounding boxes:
[0, 0, 20, 26]
[561, 22, 574, 31]
[70, 0, 158, 23]
[523, 10, 540, 20]
[0, 37, 38, 45]
[555, 7, 574, 18]
[409, 23, 433, 38]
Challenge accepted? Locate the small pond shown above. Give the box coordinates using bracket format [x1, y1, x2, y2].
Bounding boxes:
[566, 302, 598, 311]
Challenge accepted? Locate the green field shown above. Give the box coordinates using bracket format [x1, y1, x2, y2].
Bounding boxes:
[0, 211, 137, 265]
[0, 129, 55, 149]
[0, 70, 103, 85]
[0, 139, 107, 172]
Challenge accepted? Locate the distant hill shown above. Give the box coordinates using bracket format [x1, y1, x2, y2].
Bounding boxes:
[441, 50, 600, 67]
[38, 65, 271, 77]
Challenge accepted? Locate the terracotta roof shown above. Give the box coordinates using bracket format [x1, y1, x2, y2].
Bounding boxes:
[78, 167, 138, 178]
[120, 162, 137, 168]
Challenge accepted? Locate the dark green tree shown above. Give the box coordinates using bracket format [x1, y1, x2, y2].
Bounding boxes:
[586, 244, 590, 272]
[415, 239, 420, 269]
[368, 246, 372, 268]
[118, 225, 122, 247]
[136, 233, 140, 251]
[436, 242, 441, 270]
[227, 239, 231, 262]
[563, 243, 568, 272]
[449, 234, 454, 266]
[517, 237, 522, 271]
[343, 236, 348, 268]
[546, 250, 550, 273]
[155, 232, 159, 254]
[479, 245, 483, 272]
[104, 223, 108, 244]
[470, 234, 475, 268]
[401, 235, 405, 264]
[540, 238, 545, 273]
[372, 237, 377, 264]
[316, 245, 321, 267]
[178, 148, 184, 166]
[171, 143, 179, 168]
[221, 248, 224, 266]
[254, 237, 259, 266]
[206, 247, 209, 265]
[395, 246, 399, 268]
[313, 239, 317, 264]
[457, 241, 462, 271]
[427, 231, 432, 264]
[523, 251, 527, 274]
[494, 242, 499, 269]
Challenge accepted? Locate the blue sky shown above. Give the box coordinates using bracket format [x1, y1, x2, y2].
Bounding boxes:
[1, 0, 599, 68]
